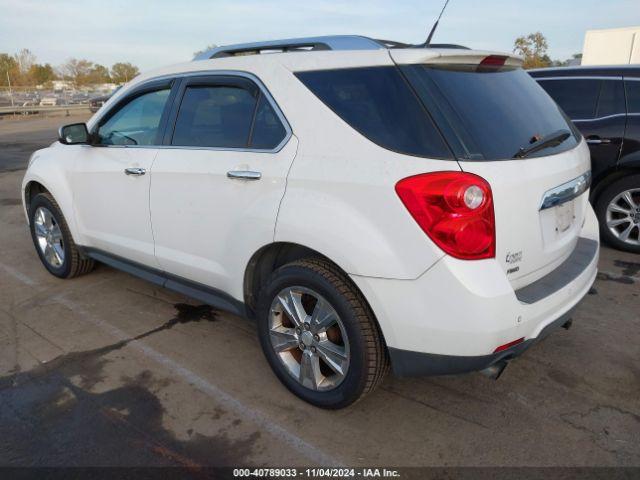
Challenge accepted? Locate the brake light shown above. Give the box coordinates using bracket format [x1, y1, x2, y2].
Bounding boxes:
[395, 172, 495, 260]
[493, 337, 524, 353]
[479, 55, 508, 66]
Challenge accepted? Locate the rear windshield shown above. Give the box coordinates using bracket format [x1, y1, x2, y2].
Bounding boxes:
[402, 64, 579, 160]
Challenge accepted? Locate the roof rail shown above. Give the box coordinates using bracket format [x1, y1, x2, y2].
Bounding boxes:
[192, 35, 471, 61]
[193, 35, 385, 60]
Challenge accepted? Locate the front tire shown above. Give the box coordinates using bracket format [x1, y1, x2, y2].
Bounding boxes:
[29, 192, 95, 278]
[595, 175, 640, 253]
[256, 258, 388, 409]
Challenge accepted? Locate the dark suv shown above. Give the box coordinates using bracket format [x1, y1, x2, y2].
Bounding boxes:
[530, 66, 640, 253]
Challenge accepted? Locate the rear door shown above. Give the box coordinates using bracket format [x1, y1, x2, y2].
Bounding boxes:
[149, 74, 297, 296]
[536, 77, 625, 179]
[397, 57, 590, 288]
[621, 77, 640, 163]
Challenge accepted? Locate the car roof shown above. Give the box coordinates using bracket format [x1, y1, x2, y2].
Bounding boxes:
[192, 35, 472, 60]
[529, 65, 640, 78]
[133, 47, 522, 86]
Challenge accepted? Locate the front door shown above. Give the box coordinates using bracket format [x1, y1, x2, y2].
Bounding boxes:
[72, 82, 174, 267]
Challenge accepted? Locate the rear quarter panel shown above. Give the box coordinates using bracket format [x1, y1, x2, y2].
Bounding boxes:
[268, 66, 456, 279]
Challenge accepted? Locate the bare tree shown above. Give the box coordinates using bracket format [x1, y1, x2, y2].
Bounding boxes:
[14, 48, 36, 75]
[60, 58, 94, 84]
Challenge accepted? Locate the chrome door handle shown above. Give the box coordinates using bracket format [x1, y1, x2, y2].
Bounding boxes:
[227, 170, 261, 181]
[586, 138, 612, 145]
[124, 167, 146, 176]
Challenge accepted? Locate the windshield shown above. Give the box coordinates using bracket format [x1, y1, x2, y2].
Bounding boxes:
[401, 64, 580, 161]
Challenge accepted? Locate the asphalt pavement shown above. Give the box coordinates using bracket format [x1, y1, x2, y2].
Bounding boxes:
[0, 114, 638, 470]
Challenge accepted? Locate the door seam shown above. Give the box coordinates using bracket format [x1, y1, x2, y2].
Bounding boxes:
[272, 134, 300, 241]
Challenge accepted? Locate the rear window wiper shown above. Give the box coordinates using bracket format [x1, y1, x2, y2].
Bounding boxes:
[513, 129, 571, 159]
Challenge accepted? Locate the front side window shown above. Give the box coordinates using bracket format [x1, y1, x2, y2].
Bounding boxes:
[171, 83, 287, 150]
[537, 79, 600, 119]
[97, 89, 170, 146]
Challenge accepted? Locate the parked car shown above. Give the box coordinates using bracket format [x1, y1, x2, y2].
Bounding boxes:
[530, 66, 640, 252]
[22, 36, 598, 408]
[89, 87, 120, 113]
[39, 96, 59, 107]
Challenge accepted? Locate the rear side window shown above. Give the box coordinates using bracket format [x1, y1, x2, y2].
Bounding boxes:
[172, 84, 287, 150]
[172, 86, 256, 148]
[596, 80, 625, 117]
[537, 79, 600, 119]
[250, 94, 287, 149]
[295, 67, 452, 159]
[626, 80, 640, 113]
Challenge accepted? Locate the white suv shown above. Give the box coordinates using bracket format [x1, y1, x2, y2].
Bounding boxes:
[22, 36, 599, 408]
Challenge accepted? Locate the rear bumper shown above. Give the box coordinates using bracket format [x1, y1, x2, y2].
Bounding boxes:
[350, 204, 599, 374]
[388, 306, 574, 377]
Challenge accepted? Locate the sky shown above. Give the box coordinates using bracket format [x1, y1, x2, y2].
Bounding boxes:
[1, 0, 638, 72]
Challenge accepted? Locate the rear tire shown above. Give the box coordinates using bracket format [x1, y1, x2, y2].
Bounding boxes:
[29, 192, 95, 278]
[256, 258, 388, 409]
[595, 175, 640, 253]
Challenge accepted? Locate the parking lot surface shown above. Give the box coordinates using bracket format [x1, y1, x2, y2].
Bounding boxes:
[0, 115, 639, 468]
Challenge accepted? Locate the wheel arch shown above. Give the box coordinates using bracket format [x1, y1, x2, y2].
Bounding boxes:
[243, 242, 337, 317]
[23, 180, 50, 213]
[22, 173, 81, 245]
[590, 165, 640, 204]
[242, 242, 386, 348]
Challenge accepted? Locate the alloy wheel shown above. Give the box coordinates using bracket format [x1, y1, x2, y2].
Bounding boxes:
[33, 206, 65, 268]
[606, 188, 640, 246]
[268, 286, 350, 391]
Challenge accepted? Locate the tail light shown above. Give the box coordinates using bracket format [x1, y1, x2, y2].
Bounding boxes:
[395, 172, 495, 260]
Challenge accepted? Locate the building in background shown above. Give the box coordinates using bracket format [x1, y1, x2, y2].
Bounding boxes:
[582, 26, 640, 65]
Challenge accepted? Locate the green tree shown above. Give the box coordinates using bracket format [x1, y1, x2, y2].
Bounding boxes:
[110, 62, 139, 83]
[27, 63, 56, 85]
[0, 53, 20, 86]
[87, 64, 111, 84]
[513, 32, 551, 69]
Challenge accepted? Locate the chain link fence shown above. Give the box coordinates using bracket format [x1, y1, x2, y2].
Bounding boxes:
[0, 85, 116, 116]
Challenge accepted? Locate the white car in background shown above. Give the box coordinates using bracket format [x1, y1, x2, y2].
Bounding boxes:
[21, 36, 598, 409]
[38, 96, 59, 107]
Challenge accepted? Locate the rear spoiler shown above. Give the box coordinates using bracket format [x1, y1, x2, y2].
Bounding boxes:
[390, 49, 524, 68]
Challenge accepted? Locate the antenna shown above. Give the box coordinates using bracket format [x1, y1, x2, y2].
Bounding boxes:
[422, 0, 451, 47]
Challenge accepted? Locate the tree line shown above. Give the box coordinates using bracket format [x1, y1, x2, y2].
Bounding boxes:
[0, 34, 578, 88]
[0, 48, 140, 87]
[513, 32, 581, 69]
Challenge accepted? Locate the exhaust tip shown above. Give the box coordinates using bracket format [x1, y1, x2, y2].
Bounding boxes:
[480, 360, 508, 380]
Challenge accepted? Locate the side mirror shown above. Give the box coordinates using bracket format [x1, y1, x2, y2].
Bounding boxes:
[58, 123, 90, 145]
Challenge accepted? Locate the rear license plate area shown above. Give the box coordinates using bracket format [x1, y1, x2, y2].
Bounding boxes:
[554, 200, 575, 233]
